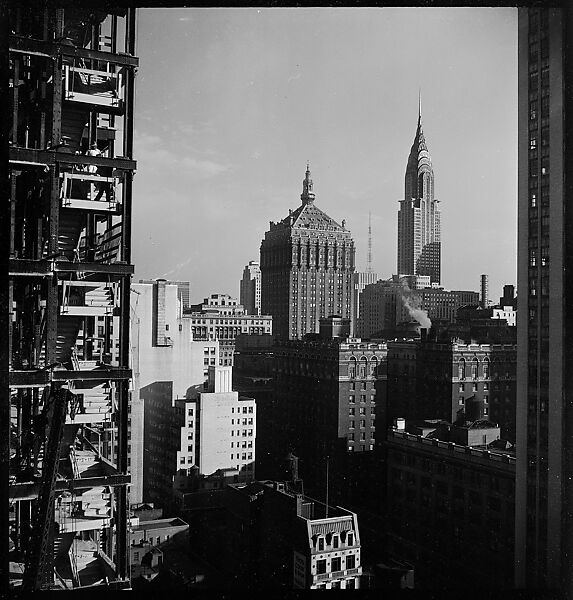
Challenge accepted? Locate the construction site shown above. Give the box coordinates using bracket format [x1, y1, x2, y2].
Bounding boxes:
[4, 5, 137, 592]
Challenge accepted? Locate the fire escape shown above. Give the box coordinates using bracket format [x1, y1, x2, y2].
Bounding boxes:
[4, 6, 137, 592]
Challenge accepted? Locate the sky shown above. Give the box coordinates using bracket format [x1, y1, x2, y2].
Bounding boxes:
[132, 7, 517, 305]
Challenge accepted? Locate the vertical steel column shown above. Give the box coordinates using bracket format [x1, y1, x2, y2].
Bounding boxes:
[115, 8, 136, 581]
[1, 1, 12, 592]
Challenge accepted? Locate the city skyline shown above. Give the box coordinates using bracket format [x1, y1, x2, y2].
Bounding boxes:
[132, 7, 517, 303]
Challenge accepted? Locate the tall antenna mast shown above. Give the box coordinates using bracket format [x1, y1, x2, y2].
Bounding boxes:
[367, 212, 372, 273]
[325, 455, 330, 518]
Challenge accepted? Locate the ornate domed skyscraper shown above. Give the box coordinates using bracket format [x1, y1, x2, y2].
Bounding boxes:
[260, 164, 355, 340]
[397, 96, 441, 285]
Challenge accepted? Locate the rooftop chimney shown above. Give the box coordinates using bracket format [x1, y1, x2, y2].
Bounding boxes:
[480, 274, 488, 308]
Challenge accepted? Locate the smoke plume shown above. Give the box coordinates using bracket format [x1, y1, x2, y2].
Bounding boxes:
[400, 279, 432, 329]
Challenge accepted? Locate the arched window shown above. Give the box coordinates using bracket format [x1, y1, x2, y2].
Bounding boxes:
[458, 359, 466, 380]
[370, 356, 378, 376]
[348, 357, 357, 379]
[359, 357, 368, 378]
[472, 358, 479, 380]
[483, 358, 490, 379]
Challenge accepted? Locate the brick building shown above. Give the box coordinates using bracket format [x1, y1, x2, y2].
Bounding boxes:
[272, 319, 386, 501]
[385, 333, 517, 441]
[384, 421, 515, 590]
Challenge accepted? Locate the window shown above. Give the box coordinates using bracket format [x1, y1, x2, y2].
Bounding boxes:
[360, 419, 366, 428]
[359, 407, 366, 415]
[346, 554, 355, 568]
[349, 420, 355, 429]
[316, 559, 326, 574]
[332, 557, 341, 572]
[346, 579, 355, 589]
[332, 535, 339, 549]
[349, 395, 355, 404]
[318, 537, 324, 551]
[349, 408, 355, 416]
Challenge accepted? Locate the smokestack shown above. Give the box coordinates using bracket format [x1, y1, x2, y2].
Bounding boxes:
[480, 274, 488, 308]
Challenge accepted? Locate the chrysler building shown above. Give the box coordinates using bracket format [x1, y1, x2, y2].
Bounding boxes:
[397, 99, 441, 285]
[260, 165, 355, 340]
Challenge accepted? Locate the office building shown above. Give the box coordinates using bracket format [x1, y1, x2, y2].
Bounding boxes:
[352, 271, 379, 336]
[240, 261, 262, 316]
[384, 420, 515, 589]
[515, 6, 573, 591]
[130, 280, 220, 507]
[357, 276, 479, 339]
[184, 293, 272, 366]
[272, 319, 386, 501]
[5, 6, 137, 591]
[139, 279, 190, 310]
[397, 101, 441, 284]
[385, 334, 517, 441]
[260, 164, 355, 340]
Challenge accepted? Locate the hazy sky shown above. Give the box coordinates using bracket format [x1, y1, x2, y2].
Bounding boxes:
[132, 7, 517, 305]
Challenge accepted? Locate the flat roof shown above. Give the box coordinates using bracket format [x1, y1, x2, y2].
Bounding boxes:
[133, 517, 189, 532]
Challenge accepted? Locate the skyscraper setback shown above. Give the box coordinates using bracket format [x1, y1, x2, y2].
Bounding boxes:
[397, 101, 441, 285]
[260, 165, 355, 340]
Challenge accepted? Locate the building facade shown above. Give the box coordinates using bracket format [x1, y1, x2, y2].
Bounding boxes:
[357, 276, 479, 339]
[5, 6, 137, 591]
[220, 481, 362, 589]
[184, 293, 272, 366]
[260, 165, 355, 340]
[352, 271, 378, 335]
[384, 423, 515, 590]
[385, 337, 517, 442]
[130, 280, 220, 507]
[240, 261, 262, 316]
[515, 6, 573, 591]
[272, 328, 386, 500]
[139, 279, 190, 310]
[397, 103, 441, 284]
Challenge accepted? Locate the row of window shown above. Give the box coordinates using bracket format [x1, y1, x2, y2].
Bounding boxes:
[348, 407, 371, 416]
[316, 554, 356, 574]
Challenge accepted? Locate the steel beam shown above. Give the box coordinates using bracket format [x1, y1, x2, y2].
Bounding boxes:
[9, 258, 134, 277]
[9, 35, 139, 68]
[9, 147, 136, 171]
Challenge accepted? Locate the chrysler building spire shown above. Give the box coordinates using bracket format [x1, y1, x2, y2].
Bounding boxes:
[397, 99, 441, 285]
[301, 162, 315, 205]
